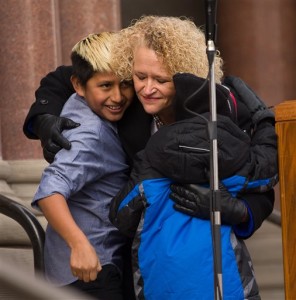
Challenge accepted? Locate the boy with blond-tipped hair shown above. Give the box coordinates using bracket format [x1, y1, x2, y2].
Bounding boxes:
[32, 33, 134, 300]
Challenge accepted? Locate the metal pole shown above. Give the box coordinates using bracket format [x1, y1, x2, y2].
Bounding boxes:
[204, 1, 223, 299]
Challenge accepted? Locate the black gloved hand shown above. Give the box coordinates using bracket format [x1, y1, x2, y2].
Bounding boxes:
[32, 114, 80, 163]
[170, 183, 248, 225]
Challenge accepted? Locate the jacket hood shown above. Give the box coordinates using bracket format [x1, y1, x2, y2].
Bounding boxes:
[173, 73, 237, 123]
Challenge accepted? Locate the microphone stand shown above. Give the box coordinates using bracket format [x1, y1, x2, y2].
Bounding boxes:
[204, 1, 223, 299]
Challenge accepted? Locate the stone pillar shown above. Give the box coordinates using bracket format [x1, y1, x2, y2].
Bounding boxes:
[58, 0, 121, 65]
[0, 0, 62, 160]
[217, 0, 296, 107]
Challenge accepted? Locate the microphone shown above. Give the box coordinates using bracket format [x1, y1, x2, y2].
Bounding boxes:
[204, 0, 217, 43]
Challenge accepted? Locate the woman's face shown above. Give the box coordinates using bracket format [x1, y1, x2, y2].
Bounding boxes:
[132, 46, 176, 124]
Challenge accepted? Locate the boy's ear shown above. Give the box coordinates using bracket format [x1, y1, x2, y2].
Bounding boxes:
[71, 75, 85, 97]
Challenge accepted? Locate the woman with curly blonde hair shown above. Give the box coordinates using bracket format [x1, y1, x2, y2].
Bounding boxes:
[108, 15, 277, 300]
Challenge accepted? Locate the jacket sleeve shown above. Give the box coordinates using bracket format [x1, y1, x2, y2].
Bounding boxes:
[109, 180, 146, 238]
[226, 117, 279, 194]
[223, 75, 278, 181]
[223, 76, 277, 238]
[23, 65, 74, 139]
[109, 151, 151, 238]
[233, 189, 275, 239]
[248, 120, 278, 181]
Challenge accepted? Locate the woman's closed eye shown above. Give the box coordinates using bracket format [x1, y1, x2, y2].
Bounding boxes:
[156, 78, 170, 84]
[134, 73, 146, 81]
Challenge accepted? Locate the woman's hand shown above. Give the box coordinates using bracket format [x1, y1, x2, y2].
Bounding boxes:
[170, 183, 249, 225]
[32, 114, 80, 163]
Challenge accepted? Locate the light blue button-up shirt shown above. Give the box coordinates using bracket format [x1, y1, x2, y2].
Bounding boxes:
[32, 93, 129, 286]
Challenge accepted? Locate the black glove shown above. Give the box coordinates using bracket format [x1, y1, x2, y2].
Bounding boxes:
[32, 114, 80, 163]
[170, 183, 248, 225]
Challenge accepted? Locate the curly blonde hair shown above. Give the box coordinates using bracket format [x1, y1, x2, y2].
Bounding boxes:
[111, 16, 223, 83]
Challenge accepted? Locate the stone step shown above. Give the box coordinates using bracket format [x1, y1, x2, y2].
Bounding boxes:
[245, 220, 285, 300]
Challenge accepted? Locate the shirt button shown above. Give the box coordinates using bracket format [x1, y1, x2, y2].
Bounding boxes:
[40, 99, 48, 105]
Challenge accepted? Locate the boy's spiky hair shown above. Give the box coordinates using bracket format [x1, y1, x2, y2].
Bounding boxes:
[71, 32, 114, 85]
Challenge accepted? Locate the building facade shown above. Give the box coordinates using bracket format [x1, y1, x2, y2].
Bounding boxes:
[0, 1, 294, 296]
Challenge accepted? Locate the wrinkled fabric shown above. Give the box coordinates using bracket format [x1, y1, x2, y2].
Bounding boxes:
[33, 94, 129, 286]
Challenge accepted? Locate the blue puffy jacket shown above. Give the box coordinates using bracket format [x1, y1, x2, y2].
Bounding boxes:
[110, 114, 275, 300]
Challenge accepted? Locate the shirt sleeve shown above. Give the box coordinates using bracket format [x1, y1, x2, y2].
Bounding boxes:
[32, 120, 113, 207]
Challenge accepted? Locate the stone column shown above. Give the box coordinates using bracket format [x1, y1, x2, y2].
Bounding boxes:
[0, 3, 60, 263]
[58, 0, 121, 65]
[0, 0, 62, 161]
[217, 0, 296, 107]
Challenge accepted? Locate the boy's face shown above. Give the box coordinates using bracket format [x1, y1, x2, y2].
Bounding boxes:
[75, 72, 134, 122]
